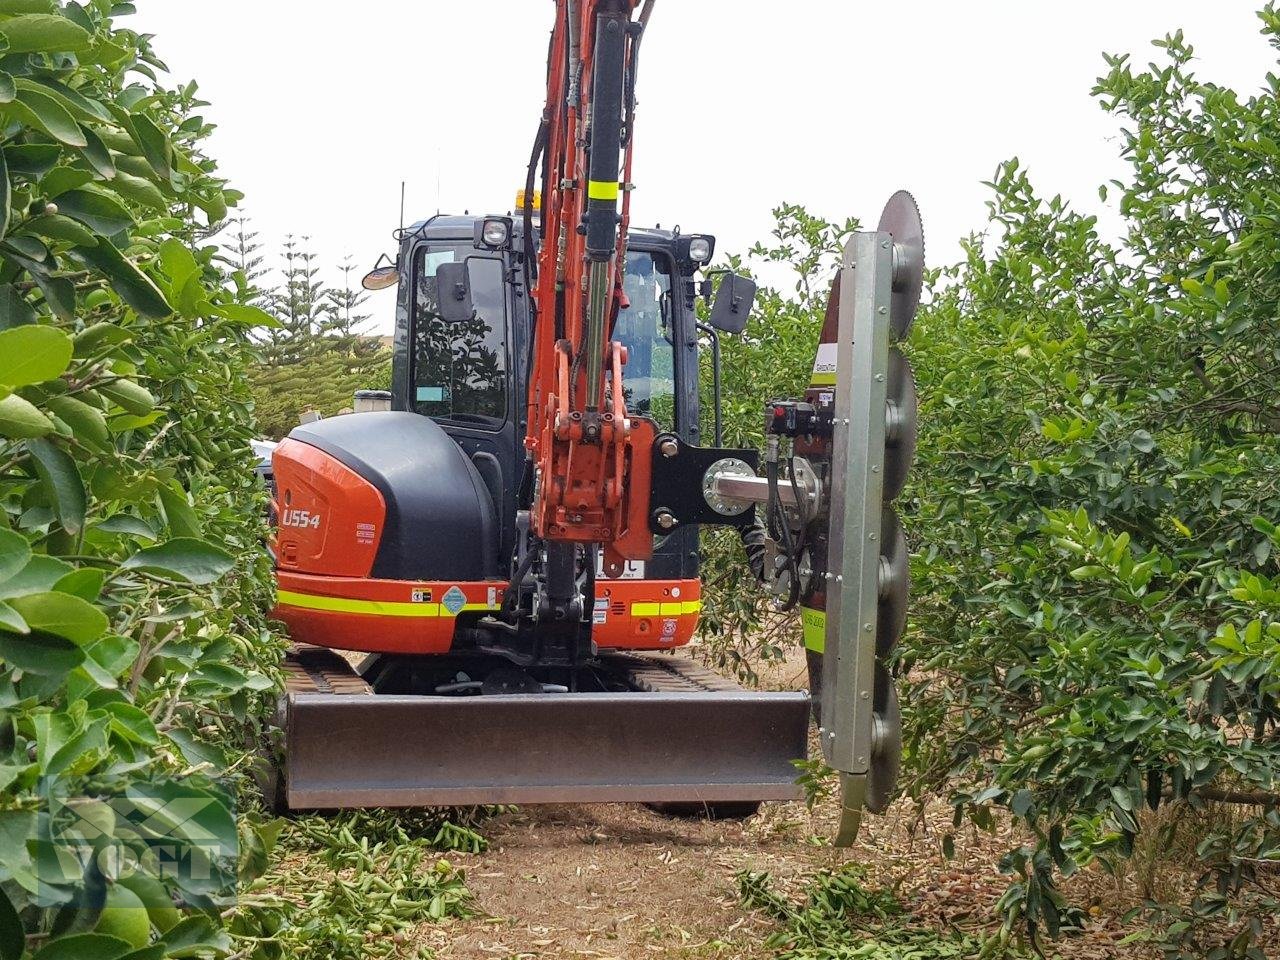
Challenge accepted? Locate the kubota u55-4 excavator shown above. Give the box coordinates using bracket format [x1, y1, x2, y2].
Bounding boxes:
[268, 0, 923, 843]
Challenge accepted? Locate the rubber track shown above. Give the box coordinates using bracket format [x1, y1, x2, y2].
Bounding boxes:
[607, 654, 743, 693]
[284, 645, 373, 696]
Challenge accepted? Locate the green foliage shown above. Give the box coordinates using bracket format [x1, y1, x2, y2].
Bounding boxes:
[900, 11, 1280, 956]
[248, 346, 391, 440]
[234, 810, 483, 959]
[738, 866, 1015, 959]
[246, 236, 389, 439]
[0, 3, 282, 955]
[695, 205, 854, 681]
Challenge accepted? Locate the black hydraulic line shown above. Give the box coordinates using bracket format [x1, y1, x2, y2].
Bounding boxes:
[695, 321, 722, 446]
[584, 11, 627, 260]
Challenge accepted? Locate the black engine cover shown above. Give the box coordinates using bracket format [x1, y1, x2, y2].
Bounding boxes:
[289, 412, 499, 581]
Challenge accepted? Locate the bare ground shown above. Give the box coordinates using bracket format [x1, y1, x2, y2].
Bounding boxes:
[403, 648, 1160, 960]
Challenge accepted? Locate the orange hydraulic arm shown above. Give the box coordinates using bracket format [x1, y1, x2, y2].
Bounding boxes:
[525, 0, 655, 575]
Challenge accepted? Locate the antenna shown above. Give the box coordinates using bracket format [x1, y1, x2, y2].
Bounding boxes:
[436, 147, 442, 214]
[399, 181, 405, 233]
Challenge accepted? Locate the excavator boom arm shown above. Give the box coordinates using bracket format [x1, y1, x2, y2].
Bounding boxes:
[526, 0, 651, 569]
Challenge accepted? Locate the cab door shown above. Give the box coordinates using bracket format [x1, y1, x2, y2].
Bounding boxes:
[396, 240, 519, 571]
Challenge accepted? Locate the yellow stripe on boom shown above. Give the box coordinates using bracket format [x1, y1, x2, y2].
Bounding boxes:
[588, 180, 620, 201]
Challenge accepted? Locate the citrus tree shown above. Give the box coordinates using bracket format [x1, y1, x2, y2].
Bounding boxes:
[0, 2, 281, 955]
[901, 11, 1280, 955]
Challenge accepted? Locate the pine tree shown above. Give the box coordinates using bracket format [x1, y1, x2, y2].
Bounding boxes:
[327, 256, 376, 355]
[259, 235, 337, 366]
[226, 214, 267, 302]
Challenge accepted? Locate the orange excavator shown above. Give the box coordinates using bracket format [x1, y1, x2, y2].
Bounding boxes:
[267, 0, 922, 841]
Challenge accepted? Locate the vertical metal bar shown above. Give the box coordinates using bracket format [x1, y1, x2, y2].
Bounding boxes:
[696, 322, 723, 446]
[821, 231, 893, 775]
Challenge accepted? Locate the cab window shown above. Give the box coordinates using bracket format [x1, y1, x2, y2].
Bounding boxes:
[614, 250, 675, 429]
[411, 245, 507, 426]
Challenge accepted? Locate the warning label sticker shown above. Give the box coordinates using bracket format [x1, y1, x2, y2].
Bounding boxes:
[442, 586, 467, 616]
[593, 597, 609, 625]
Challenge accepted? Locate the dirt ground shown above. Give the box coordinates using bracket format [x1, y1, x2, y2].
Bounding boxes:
[404, 648, 1149, 960]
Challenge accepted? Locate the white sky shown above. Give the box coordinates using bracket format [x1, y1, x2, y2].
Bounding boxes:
[139, 1, 1274, 334]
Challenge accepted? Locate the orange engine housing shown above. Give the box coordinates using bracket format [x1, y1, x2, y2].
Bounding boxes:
[269, 415, 700, 657]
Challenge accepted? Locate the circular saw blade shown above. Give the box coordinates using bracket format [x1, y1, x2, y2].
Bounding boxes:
[877, 190, 925, 340]
[866, 667, 902, 814]
[883, 348, 918, 501]
[877, 506, 910, 658]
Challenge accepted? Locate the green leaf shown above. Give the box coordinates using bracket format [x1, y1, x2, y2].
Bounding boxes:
[46, 395, 109, 447]
[97, 378, 154, 416]
[164, 728, 227, 770]
[77, 124, 115, 179]
[1130, 430, 1155, 453]
[93, 514, 156, 540]
[0, 600, 27, 634]
[0, 526, 31, 583]
[21, 214, 99, 247]
[32, 933, 134, 960]
[211, 302, 276, 327]
[9, 590, 107, 642]
[0, 630, 83, 675]
[0, 143, 8, 241]
[157, 238, 198, 289]
[156, 483, 200, 538]
[0, 392, 54, 438]
[120, 538, 233, 585]
[0, 1, 57, 13]
[10, 85, 87, 146]
[0, 324, 73, 387]
[104, 701, 157, 745]
[53, 566, 104, 601]
[157, 915, 232, 958]
[57, 187, 134, 236]
[3, 142, 59, 176]
[126, 113, 171, 180]
[27, 437, 87, 535]
[0, 884, 22, 960]
[107, 170, 167, 213]
[0, 14, 92, 53]
[70, 241, 171, 318]
[0, 554, 73, 598]
[0, 284, 35, 329]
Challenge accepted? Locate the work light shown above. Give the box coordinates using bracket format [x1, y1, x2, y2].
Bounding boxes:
[482, 218, 510, 247]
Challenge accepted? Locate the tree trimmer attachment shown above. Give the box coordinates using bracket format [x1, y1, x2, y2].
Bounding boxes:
[703, 191, 924, 844]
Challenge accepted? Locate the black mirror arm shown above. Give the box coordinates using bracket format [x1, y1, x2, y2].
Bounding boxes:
[696, 321, 723, 447]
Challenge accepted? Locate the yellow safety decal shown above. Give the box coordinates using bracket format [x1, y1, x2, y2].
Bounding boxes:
[809, 372, 837, 387]
[588, 179, 620, 201]
[800, 605, 826, 653]
[277, 590, 503, 619]
[630, 600, 701, 617]
[278, 590, 441, 618]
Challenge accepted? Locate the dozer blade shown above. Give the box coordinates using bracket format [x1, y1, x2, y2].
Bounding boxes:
[282, 649, 809, 809]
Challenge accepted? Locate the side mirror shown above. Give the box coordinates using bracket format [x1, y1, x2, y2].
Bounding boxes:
[435, 261, 473, 323]
[708, 272, 756, 335]
[362, 253, 400, 291]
